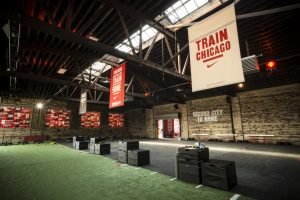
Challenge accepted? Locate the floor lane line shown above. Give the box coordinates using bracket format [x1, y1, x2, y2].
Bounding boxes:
[230, 194, 241, 200]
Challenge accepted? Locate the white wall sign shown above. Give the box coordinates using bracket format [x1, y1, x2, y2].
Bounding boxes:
[79, 89, 87, 115]
[193, 110, 223, 123]
[188, 4, 244, 92]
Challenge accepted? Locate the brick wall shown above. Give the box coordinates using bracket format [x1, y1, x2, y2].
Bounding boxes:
[128, 108, 146, 137]
[237, 83, 300, 144]
[0, 98, 129, 139]
[142, 84, 300, 145]
[2, 83, 299, 144]
[185, 84, 300, 144]
[145, 109, 155, 138]
[0, 98, 68, 136]
[186, 95, 234, 141]
[143, 103, 188, 139]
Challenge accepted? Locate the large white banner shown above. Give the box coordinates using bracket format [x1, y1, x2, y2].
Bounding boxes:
[188, 4, 244, 92]
[79, 89, 87, 115]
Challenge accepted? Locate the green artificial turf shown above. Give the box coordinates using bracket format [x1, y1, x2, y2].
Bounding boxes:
[0, 144, 253, 200]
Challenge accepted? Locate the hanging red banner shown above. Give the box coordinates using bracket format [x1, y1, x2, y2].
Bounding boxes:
[109, 63, 126, 109]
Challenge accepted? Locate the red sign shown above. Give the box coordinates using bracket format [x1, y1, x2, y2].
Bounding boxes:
[81, 112, 100, 128]
[45, 109, 71, 128]
[0, 106, 31, 128]
[108, 113, 124, 128]
[109, 63, 126, 109]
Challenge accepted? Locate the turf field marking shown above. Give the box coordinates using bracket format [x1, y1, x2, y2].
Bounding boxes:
[150, 172, 157, 175]
[121, 164, 128, 167]
[79, 151, 89, 154]
[195, 185, 202, 188]
[170, 178, 177, 181]
[230, 194, 241, 200]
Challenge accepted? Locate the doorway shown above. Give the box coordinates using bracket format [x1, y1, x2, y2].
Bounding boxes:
[158, 118, 180, 139]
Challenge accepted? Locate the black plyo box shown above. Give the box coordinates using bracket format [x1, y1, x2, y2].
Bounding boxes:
[177, 154, 203, 166]
[119, 149, 128, 163]
[176, 152, 203, 184]
[89, 143, 95, 153]
[90, 137, 104, 144]
[75, 141, 89, 150]
[73, 136, 85, 148]
[95, 143, 110, 155]
[128, 149, 150, 166]
[90, 137, 105, 153]
[119, 140, 139, 150]
[202, 159, 237, 191]
[178, 163, 202, 184]
[178, 147, 209, 162]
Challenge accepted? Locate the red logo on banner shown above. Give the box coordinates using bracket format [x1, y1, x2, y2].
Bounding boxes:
[195, 28, 231, 66]
[109, 63, 126, 109]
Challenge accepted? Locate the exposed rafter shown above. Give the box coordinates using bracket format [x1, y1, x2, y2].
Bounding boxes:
[117, 9, 137, 56]
[0, 71, 146, 98]
[98, 0, 177, 40]
[0, 10, 190, 81]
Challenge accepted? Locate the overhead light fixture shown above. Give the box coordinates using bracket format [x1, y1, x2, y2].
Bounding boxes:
[57, 68, 67, 74]
[238, 83, 244, 88]
[2, 24, 9, 38]
[101, 78, 110, 83]
[36, 102, 44, 109]
[88, 35, 99, 42]
[266, 60, 277, 70]
[144, 92, 151, 97]
[176, 86, 184, 92]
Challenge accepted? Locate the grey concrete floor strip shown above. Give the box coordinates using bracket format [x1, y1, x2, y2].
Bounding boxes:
[59, 140, 300, 200]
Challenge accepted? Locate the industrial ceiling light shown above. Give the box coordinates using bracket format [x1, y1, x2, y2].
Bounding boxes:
[176, 86, 184, 92]
[57, 68, 67, 74]
[266, 60, 277, 70]
[88, 35, 99, 42]
[101, 77, 110, 83]
[36, 102, 44, 109]
[57, 60, 67, 74]
[238, 83, 244, 88]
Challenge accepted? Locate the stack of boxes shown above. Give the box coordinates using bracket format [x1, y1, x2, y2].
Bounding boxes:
[118, 140, 139, 163]
[75, 141, 89, 150]
[73, 136, 88, 150]
[128, 149, 150, 166]
[202, 159, 237, 191]
[118, 140, 150, 166]
[176, 146, 237, 191]
[94, 143, 110, 155]
[89, 137, 110, 155]
[177, 147, 209, 184]
[89, 137, 102, 153]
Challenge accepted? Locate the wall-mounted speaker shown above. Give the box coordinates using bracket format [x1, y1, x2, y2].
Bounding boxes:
[174, 104, 179, 109]
[178, 112, 182, 119]
[226, 96, 231, 103]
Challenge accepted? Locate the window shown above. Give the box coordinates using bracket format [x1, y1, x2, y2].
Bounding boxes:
[164, 0, 209, 24]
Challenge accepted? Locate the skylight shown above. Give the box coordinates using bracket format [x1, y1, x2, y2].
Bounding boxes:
[83, 61, 111, 82]
[164, 0, 209, 24]
[115, 25, 158, 54]
[81, 0, 211, 85]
